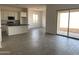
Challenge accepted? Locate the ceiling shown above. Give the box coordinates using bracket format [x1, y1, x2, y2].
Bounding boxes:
[0, 4, 46, 11]
[0, 4, 46, 8]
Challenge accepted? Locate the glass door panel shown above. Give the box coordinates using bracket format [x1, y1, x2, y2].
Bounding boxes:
[69, 9, 79, 38]
[57, 11, 69, 36]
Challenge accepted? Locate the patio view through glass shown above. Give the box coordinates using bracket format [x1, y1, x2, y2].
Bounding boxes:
[57, 9, 79, 39]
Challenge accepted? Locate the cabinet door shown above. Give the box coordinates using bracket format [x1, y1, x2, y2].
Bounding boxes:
[21, 12, 27, 17]
[14, 12, 18, 20]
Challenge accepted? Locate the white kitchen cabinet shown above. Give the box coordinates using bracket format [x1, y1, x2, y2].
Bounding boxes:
[8, 26, 28, 35]
[1, 10, 19, 20]
[20, 12, 27, 17]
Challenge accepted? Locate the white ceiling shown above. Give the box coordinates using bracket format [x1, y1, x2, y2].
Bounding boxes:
[0, 4, 46, 8]
[0, 4, 46, 11]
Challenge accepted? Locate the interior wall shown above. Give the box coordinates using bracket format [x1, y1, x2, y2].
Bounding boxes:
[0, 8, 2, 42]
[42, 9, 46, 28]
[46, 4, 79, 34]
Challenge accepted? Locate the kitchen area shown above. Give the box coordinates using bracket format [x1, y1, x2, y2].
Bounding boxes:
[1, 6, 28, 36]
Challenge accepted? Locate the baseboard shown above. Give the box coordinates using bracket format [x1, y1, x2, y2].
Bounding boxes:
[45, 32, 56, 35]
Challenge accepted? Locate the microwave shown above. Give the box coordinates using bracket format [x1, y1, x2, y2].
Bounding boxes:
[8, 16, 15, 20]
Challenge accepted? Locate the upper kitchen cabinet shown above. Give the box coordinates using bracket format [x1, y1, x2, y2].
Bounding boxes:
[20, 8, 28, 17]
[20, 8, 28, 24]
[20, 12, 27, 17]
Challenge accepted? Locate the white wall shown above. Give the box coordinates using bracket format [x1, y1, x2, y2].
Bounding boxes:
[0, 8, 2, 42]
[42, 9, 46, 28]
[46, 4, 79, 34]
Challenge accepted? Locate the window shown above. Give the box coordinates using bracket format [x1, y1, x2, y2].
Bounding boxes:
[57, 9, 79, 39]
[33, 13, 38, 24]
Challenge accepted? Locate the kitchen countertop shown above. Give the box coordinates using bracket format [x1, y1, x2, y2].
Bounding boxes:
[7, 24, 29, 26]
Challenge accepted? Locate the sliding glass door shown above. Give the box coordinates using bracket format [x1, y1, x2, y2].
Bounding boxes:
[57, 9, 79, 39]
[69, 9, 79, 38]
[57, 11, 69, 36]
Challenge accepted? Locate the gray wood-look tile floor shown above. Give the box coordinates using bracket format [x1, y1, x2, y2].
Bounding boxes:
[1, 28, 79, 55]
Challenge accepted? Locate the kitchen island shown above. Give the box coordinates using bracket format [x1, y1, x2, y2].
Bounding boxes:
[7, 24, 28, 35]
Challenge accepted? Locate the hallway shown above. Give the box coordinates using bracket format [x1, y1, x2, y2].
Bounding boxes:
[1, 28, 79, 55]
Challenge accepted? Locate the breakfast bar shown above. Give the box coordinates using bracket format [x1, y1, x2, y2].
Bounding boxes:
[7, 24, 28, 35]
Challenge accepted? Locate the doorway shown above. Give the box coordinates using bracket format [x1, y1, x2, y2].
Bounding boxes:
[28, 9, 46, 29]
[28, 11, 43, 28]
